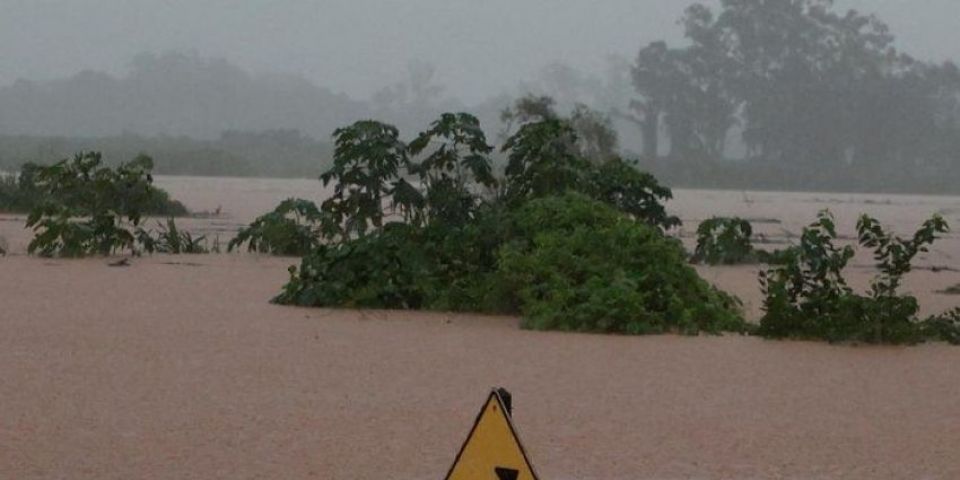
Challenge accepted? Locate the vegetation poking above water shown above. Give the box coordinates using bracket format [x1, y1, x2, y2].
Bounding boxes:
[267, 103, 960, 344]
[1, 155, 187, 217]
[228, 198, 330, 256]
[15, 152, 191, 257]
[692, 217, 756, 265]
[137, 218, 211, 254]
[272, 106, 749, 336]
[691, 216, 795, 266]
[939, 284, 960, 295]
[499, 194, 745, 335]
[6, 108, 958, 345]
[759, 211, 959, 345]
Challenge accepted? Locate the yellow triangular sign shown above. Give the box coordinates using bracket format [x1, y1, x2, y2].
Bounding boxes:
[445, 389, 540, 480]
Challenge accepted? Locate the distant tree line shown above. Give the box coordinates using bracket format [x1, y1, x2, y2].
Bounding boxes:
[2, 1, 960, 193]
[628, 0, 960, 174]
[0, 52, 369, 139]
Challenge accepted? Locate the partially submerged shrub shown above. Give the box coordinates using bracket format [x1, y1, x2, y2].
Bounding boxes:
[857, 214, 948, 299]
[586, 157, 680, 231]
[142, 188, 189, 217]
[498, 194, 747, 334]
[759, 210, 957, 344]
[275, 207, 509, 312]
[759, 211, 867, 341]
[137, 218, 208, 254]
[501, 117, 681, 231]
[754, 247, 798, 265]
[939, 284, 960, 295]
[27, 153, 152, 256]
[2, 158, 186, 216]
[275, 113, 751, 338]
[271, 111, 960, 345]
[228, 198, 330, 256]
[692, 216, 796, 265]
[855, 214, 952, 343]
[692, 217, 755, 265]
[274, 223, 430, 308]
[22, 152, 190, 257]
[415, 205, 515, 313]
[502, 118, 587, 203]
[276, 194, 747, 336]
[407, 112, 497, 227]
[28, 206, 135, 257]
[320, 121, 416, 239]
[921, 309, 960, 345]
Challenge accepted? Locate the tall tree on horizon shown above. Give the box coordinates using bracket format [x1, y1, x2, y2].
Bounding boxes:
[630, 0, 960, 170]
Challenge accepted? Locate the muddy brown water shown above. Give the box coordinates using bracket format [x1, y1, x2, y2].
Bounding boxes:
[2, 177, 960, 479]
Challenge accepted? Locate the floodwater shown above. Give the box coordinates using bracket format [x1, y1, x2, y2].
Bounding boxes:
[2, 176, 960, 479]
[151, 176, 960, 320]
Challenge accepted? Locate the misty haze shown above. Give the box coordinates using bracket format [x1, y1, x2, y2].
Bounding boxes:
[3, 1, 960, 479]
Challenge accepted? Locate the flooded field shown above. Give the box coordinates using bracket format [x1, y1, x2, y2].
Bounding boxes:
[2, 177, 960, 479]
[7, 175, 959, 320]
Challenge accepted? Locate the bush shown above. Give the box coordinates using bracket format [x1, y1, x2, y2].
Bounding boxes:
[274, 209, 509, 312]
[228, 198, 331, 256]
[758, 210, 958, 344]
[27, 153, 150, 256]
[586, 157, 680, 231]
[921, 309, 960, 345]
[501, 119, 587, 203]
[498, 194, 747, 334]
[1, 158, 186, 216]
[320, 121, 415, 239]
[692, 217, 755, 265]
[142, 189, 189, 217]
[276, 194, 747, 335]
[275, 113, 751, 338]
[415, 205, 515, 313]
[137, 218, 208, 254]
[28, 207, 135, 257]
[691, 216, 797, 265]
[274, 223, 430, 308]
[272, 112, 960, 344]
[759, 211, 864, 341]
[23, 152, 189, 257]
[407, 112, 497, 227]
[501, 117, 681, 231]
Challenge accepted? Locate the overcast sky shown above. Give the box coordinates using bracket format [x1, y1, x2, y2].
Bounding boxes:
[2, 0, 959, 103]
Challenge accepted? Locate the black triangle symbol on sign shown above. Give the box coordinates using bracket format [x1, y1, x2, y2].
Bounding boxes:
[495, 467, 519, 480]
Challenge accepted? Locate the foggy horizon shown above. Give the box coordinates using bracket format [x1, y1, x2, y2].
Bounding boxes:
[3, 0, 959, 104]
[3, 0, 960, 195]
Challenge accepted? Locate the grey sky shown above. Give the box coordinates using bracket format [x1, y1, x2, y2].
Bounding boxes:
[2, 0, 959, 103]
